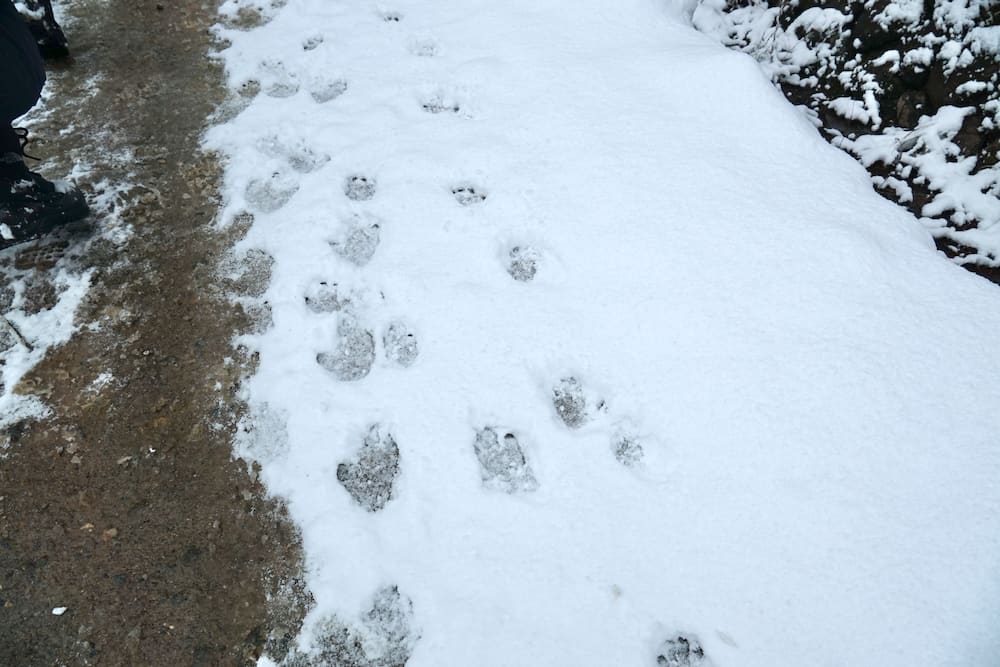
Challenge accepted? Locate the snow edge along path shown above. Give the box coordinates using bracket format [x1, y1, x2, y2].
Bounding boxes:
[208, 1, 1000, 666]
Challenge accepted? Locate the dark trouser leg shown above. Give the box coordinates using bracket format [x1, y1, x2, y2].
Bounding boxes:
[0, 127, 21, 156]
[0, 0, 46, 157]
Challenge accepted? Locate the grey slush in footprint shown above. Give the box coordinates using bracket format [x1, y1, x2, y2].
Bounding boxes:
[337, 425, 400, 512]
[473, 427, 538, 494]
[317, 315, 375, 381]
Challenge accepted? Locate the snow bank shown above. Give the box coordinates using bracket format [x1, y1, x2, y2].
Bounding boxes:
[209, 0, 1000, 665]
[694, 0, 1000, 273]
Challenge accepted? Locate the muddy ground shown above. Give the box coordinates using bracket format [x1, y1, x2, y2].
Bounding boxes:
[0, 1, 308, 665]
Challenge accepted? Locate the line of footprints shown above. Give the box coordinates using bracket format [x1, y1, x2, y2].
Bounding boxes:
[235, 11, 702, 667]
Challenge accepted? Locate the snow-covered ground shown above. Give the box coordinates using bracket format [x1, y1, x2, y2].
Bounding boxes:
[208, 1, 1000, 665]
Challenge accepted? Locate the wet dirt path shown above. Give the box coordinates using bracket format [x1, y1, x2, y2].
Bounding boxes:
[0, 1, 306, 664]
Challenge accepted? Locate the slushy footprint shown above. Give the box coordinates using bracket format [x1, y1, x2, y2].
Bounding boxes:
[657, 635, 707, 667]
[259, 59, 300, 98]
[245, 172, 299, 213]
[331, 216, 381, 266]
[310, 78, 348, 103]
[553, 376, 587, 429]
[344, 174, 377, 201]
[452, 185, 486, 205]
[303, 281, 348, 313]
[473, 427, 538, 494]
[383, 321, 418, 367]
[337, 424, 400, 512]
[317, 314, 375, 381]
[257, 135, 329, 173]
[281, 586, 416, 666]
[507, 245, 539, 282]
[302, 34, 323, 50]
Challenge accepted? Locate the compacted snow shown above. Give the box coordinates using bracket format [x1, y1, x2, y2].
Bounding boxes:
[208, 1, 1000, 665]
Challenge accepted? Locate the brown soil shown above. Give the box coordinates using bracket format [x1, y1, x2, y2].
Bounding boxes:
[0, 1, 308, 665]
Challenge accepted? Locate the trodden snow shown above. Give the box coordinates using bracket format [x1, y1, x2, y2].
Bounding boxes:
[208, 1, 1000, 666]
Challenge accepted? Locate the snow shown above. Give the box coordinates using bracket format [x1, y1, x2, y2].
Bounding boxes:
[209, 1, 1000, 666]
[693, 0, 1000, 268]
[0, 267, 92, 429]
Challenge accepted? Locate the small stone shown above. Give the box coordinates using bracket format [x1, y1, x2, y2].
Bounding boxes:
[52, 607, 67, 616]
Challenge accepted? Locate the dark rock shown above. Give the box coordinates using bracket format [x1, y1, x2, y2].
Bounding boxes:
[895, 90, 927, 129]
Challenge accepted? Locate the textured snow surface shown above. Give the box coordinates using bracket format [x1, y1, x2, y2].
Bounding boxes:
[209, 1, 1000, 665]
[693, 0, 1000, 267]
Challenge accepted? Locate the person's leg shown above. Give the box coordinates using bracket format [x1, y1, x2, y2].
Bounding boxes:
[1, 0, 46, 158]
[0, 0, 87, 247]
[20, 0, 69, 59]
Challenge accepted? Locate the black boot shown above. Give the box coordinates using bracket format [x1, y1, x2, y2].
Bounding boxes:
[18, 0, 69, 59]
[0, 152, 89, 250]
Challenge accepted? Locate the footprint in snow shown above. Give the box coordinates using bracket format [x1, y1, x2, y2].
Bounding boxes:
[237, 78, 260, 99]
[452, 185, 486, 206]
[282, 586, 416, 667]
[612, 431, 644, 467]
[257, 135, 329, 173]
[317, 315, 375, 381]
[657, 635, 707, 667]
[304, 281, 348, 313]
[409, 39, 438, 57]
[474, 427, 538, 494]
[302, 34, 323, 51]
[310, 78, 348, 103]
[221, 247, 273, 298]
[337, 424, 400, 512]
[259, 59, 300, 98]
[331, 216, 381, 266]
[553, 377, 588, 429]
[238, 402, 289, 464]
[245, 172, 299, 213]
[383, 321, 418, 367]
[507, 245, 539, 282]
[344, 175, 377, 201]
[422, 95, 461, 114]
